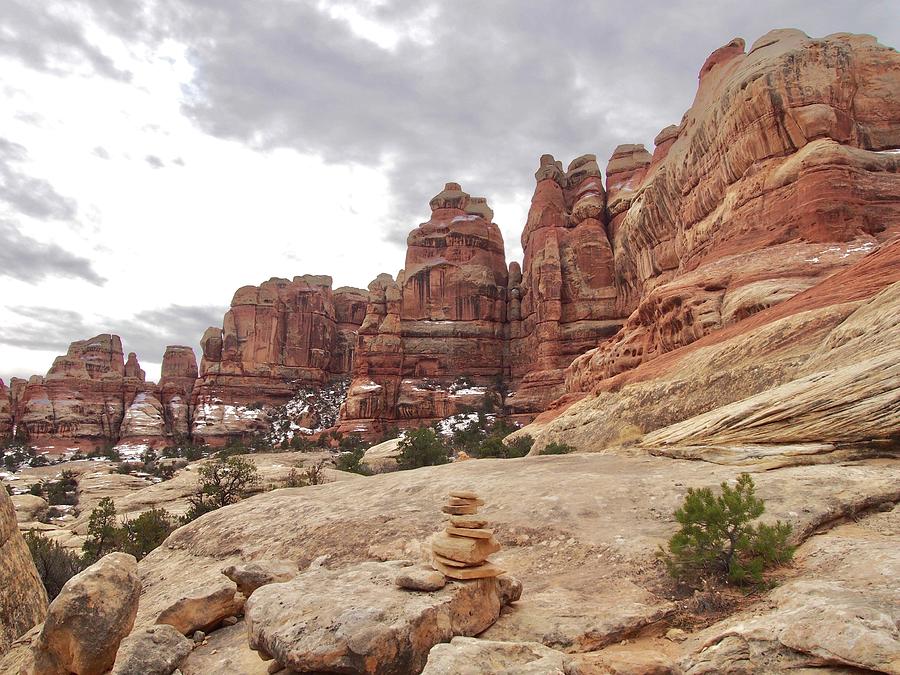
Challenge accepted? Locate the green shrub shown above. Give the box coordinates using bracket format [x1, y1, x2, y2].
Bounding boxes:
[335, 447, 371, 475]
[660, 473, 794, 586]
[541, 441, 575, 455]
[46, 471, 78, 506]
[475, 434, 533, 459]
[120, 507, 176, 560]
[25, 531, 85, 600]
[285, 463, 330, 487]
[396, 428, 450, 470]
[183, 456, 259, 523]
[81, 497, 121, 564]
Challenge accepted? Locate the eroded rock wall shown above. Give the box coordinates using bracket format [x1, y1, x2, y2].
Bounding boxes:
[13, 335, 155, 454]
[340, 184, 510, 434]
[192, 276, 366, 442]
[0, 483, 48, 652]
[567, 30, 900, 393]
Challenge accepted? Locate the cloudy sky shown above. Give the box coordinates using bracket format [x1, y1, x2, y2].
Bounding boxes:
[1, 0, 897, 383]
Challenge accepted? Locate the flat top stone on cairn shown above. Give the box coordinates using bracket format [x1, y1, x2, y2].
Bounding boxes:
[432, 490, 505, 580]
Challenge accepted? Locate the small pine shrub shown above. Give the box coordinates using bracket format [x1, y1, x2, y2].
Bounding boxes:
[25, 531, 85, 600]
[396, 428, 450, 470]
[182, 455, 259, 523]
[335, 447, 372, 475]
[541, 441, 575, 455]
[660, 473, 794, 586]
[120, 507, 176, 560]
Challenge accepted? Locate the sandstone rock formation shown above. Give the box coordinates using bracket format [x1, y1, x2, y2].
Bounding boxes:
[0, 483, 47, 653]
[0, 378, 12, 438]
[158, 345, 198, 440]
[222, 559, 298, 597]
[566, 30, 900, 394]
[155, 577, 244, 635]
[245, 560, 510, 674]
[33, 552, 141, 675]
[192, 276, 366, 443]
[110, 624, 193, 675]
[522, 240, 900, 460]
[13, 335, 153, 454]
[340, 184, 509, 434]
[506, 154, 623, 415]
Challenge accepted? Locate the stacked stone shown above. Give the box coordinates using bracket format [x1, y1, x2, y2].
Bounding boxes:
[430, 490, 504, 580]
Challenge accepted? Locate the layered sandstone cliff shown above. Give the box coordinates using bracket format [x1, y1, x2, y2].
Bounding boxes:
[340, 184, 509, 434]
[568, 29, 900, 393]
[192, 276, 367, 442]
[13, 335, 155, 454]
[2, 29, 896, 450]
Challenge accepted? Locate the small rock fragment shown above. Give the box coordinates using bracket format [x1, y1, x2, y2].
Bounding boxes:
[396, 568, 448, 592]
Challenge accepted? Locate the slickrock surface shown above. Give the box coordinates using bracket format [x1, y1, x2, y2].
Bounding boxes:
[681, 503, 900, 673]
[0, 484, 48, 653]
[66, 451, 358, 533]
[422, 637, 572, 675]
[123, 455, 898, 656]
[245, 560, 508, 674]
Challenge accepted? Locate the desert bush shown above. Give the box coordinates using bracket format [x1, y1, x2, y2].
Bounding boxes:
[25, 531, 85, 600]
[183, 455, 259, 522]
[396, 428, 450, 470]
[81, 497, 121, 564]
[285, 462, 330, 487]
[120, 507, 176, 560]
[476, 434, 533, 459]
[45, 471, 78, 506]
[659, 473, 794, 586]
[335, 447, 371, 475]
[541, 441, 575, 455]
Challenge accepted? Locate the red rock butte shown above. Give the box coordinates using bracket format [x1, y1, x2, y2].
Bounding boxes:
[4, 28, 899, 449]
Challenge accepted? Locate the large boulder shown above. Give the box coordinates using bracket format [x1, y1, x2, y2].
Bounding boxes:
[11, 493, 49, 523]
[245, 560, 511, 674]
[32, 552, 140, 675]
[0, 485, 48, 653]
[110, 624, 193, 675]
[155, 576, 243, 635]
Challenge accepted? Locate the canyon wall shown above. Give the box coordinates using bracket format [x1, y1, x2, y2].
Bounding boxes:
[339, 184, 509, 434]
[191, 276, 367, 442]
[2, 29, 897, 448]
[567, 29, 900, 393]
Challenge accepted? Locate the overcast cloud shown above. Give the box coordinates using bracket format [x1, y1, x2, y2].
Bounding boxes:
[0, 0, 897, 381]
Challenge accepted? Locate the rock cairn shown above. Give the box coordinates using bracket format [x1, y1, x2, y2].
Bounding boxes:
[431, 490, 504, 579]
